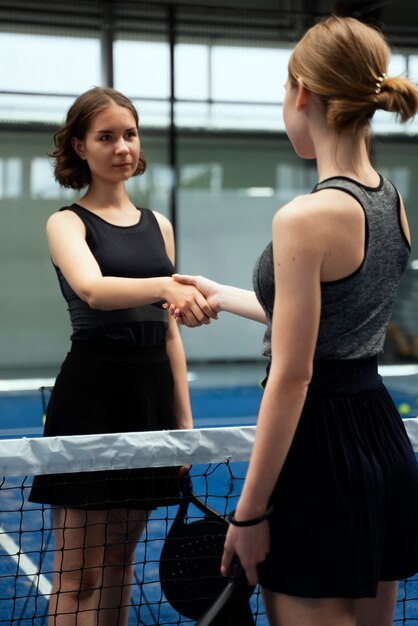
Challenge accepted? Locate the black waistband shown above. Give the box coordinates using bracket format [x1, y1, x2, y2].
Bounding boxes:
[262, 356, 382, 394]
[310, 356, 382, 394]
[69, 340, 168, 363]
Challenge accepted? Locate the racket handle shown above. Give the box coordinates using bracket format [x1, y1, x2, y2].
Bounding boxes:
[195, 557, 248, 626]
[228, 555, 247, 584]
[195, 581, 237, 626]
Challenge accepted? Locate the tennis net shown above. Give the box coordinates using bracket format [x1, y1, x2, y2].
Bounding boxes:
[0, 420, 418, 626]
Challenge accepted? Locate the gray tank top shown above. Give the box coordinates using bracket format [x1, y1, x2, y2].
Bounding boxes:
[253, 175, 410, 359]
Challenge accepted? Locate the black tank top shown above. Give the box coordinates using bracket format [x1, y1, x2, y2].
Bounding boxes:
[253, 175, 410, 359]
[54, 204, 175, 346]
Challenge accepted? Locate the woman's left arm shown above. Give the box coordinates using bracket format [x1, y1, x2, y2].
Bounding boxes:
[155, 211, 193, 429]
[221, 198, 325, 585]
[166, 316, 193, 429]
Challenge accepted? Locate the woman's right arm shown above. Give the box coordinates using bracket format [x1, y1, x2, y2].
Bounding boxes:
[168, 274, 267, 325]
[47, 211, 215, 324]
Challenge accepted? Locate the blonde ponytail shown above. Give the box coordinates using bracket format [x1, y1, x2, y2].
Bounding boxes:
[376, 76, 418, 122]
[288, 15, 418, 134]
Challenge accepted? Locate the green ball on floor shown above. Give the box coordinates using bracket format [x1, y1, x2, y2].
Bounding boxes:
[398, 403, 411, 415]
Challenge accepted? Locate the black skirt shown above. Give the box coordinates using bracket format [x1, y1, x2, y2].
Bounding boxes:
[29, 340, 181, 510]
[257, 357, 418, 598]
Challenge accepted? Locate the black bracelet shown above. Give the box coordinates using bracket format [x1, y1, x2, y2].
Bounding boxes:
[227, 504, 275, 527]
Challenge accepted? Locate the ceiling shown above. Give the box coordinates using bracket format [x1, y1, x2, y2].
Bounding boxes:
[146, 0, 418, 46]
[0, 0, 417, 48]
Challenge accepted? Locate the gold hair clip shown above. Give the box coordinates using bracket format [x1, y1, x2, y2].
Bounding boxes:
[375, 73, 387, 94]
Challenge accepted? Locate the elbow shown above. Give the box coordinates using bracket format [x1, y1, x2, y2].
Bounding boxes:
[73, 278, 114, 310]
[296, 362, 313, 388]
[86, 296, 101, 310]
[86, 296, 115, 311]
[269, 361, 313, 393]
[286, 372, 312, 395]
[84, 293, 101, 310]
[80, 289, 106, 311]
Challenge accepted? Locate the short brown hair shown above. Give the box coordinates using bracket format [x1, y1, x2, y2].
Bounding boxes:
[288, 15, 418, 134]
[50, 87, 146, 190]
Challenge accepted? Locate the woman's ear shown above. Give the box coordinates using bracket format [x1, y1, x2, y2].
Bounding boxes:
[296, 78, 310, 111]
[71, 137, 86, 160]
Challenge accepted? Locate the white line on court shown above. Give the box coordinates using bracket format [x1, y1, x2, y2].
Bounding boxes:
[0, 371, 197, 392]
[0, 524, 52, 597]
[0, 379, 56, 392]
[379, 364, 418, 376]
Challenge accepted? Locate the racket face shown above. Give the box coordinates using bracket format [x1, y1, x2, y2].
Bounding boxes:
[159, 518, 228, 619]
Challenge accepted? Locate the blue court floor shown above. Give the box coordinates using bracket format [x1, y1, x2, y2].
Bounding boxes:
[0, 361, 418, 625]
[1, 361, 418, 436]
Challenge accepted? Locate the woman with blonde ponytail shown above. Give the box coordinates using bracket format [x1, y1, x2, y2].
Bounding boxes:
[168, 15, 418, 625]
[287, 15, 418, 139]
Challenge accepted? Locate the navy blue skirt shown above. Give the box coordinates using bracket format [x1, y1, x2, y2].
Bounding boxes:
[29, 340, 181, 510]
[257, 357, 418, 598]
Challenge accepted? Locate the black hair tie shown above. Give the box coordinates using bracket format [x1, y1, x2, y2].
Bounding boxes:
[227, 504, 275, 527]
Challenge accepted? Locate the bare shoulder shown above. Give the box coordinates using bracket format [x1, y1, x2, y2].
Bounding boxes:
[152, 210, 175, 261]
[46, 208, 85, 237]
[273, 194, 324, 233]
[152, 210, 173, 237]
[275, 189, 354, 219]
[274, 194, 311, 219]
[273, 189, 361, 237]
[272, 193, 348, 266]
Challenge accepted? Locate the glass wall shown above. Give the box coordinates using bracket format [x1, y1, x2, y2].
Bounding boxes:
[0, 31, 100, 123]
[176, 135, 315, 360]
[0, 1, 417, 372]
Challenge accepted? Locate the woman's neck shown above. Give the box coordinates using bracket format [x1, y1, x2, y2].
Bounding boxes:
[79, 181, 133, 212]
[314, 129, 378, 187]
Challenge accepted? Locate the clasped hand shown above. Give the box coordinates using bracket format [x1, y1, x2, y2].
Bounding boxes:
[163, 274, 220, 327]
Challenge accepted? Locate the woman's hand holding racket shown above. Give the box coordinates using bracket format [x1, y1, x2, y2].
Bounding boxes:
[195, 514, 268, 626]
[221, 518, 270, 586]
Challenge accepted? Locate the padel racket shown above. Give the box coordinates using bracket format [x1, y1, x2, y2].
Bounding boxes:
[196, 555, 254, 626]
[159, 476, 254, 625]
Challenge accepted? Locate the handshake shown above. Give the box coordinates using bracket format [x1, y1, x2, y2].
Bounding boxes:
[163, 274, 221, 328]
